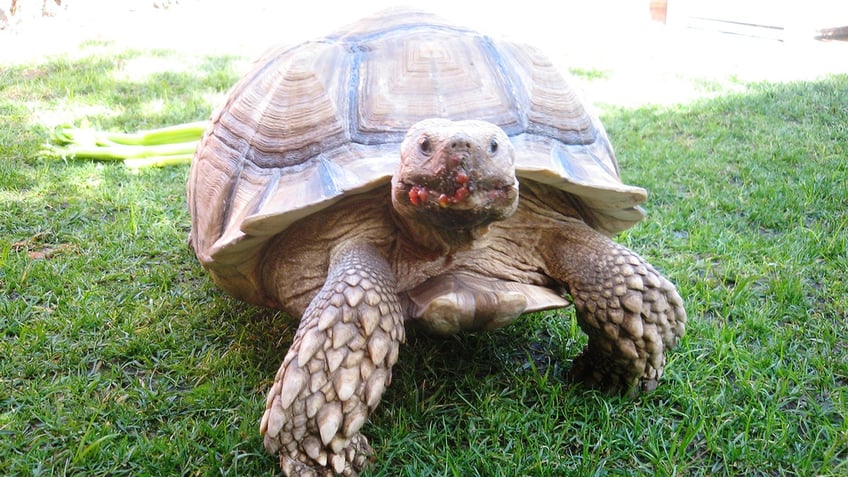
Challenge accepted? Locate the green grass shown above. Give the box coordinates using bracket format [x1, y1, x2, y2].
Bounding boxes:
[568, 67, 611, 81]
[1, 43, 846, 477]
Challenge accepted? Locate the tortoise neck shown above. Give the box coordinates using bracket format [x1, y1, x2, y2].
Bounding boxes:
[390, 208, 492, 255]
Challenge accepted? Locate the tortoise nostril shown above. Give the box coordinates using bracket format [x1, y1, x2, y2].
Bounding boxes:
[450, 140, 471, 150]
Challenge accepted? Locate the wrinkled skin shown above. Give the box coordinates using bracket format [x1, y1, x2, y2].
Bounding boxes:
[258, 119, 687, 476]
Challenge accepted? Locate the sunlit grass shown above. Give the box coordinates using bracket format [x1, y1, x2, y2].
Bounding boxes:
[1, 41, 846, 476]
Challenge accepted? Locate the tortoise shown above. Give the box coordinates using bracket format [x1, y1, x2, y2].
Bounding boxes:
[187, 8, 686, 476]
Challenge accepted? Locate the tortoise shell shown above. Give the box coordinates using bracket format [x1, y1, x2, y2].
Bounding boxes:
[188, 9, 647, 305]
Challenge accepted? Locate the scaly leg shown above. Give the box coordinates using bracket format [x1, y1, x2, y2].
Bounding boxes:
[545, 220, 687, 396]
[260, 242, 405, 476]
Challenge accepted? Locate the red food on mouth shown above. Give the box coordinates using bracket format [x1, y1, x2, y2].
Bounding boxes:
[408, 188, 420, 206]
[453, 186, 468, 202]
[406, 177, 476, 208]
[408, 185, 432, 206]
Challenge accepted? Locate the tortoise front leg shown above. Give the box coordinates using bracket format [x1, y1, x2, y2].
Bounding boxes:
[545, 220, 687, 396]
[260, 242, 405, 476]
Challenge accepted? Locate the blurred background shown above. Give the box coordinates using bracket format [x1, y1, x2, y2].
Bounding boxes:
[2, 0, 847, 109]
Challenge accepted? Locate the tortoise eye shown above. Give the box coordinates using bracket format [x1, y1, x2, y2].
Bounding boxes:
[418, 136, 432, 155]
[489, 139, 499, 154]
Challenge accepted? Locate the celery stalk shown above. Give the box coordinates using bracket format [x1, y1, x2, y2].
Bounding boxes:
[124, 154, 194, 168]
[47, 120, 209, 168]
[50, 141, 198, 160]
[95, 121, 209, 146]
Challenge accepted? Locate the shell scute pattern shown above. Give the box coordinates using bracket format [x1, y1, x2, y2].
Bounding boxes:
[189, 8, 648, 309]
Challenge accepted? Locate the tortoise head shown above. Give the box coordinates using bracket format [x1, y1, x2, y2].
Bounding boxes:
[392, 119, 519, 234]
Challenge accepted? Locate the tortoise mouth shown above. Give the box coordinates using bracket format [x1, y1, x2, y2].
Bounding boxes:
[397, 159, 515, 209]
[393, 178, 518, 229]
[397, 178, 515, 209]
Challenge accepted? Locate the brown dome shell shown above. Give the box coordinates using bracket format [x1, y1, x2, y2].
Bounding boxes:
[188, 8, 647, 303]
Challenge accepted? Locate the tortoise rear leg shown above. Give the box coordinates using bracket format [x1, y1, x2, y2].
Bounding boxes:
[545, 220, 686, 396]
[260, 242, 405, 476]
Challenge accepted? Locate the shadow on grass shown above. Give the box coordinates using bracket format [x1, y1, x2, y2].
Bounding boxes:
[1, 48, 846, 477]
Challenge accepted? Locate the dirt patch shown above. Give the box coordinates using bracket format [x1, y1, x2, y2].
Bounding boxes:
[11, 232, 79, 260]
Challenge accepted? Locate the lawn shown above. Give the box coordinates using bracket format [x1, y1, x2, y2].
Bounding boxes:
[1, 38, 846, 477]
